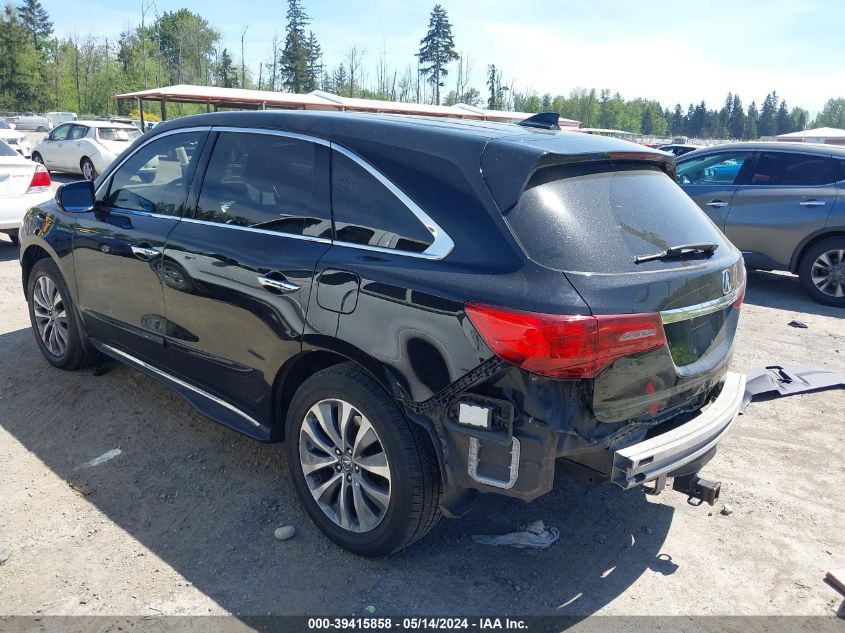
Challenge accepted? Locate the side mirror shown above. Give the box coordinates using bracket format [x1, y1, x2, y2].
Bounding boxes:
[56, 180, 95, 213]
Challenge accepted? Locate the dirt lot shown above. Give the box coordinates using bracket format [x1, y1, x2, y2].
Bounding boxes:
[0, 233, 843, 619]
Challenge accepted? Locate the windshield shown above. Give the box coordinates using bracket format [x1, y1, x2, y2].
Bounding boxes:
[504, 163, 730, 273]
[98, 127, 141, 142]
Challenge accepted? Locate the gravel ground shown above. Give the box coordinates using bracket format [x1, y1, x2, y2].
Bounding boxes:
[0, 234, 843, 619]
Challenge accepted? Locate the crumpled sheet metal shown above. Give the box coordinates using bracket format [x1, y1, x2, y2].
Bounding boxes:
[471, 520, 560, 549]
[742, 364, 845, 412]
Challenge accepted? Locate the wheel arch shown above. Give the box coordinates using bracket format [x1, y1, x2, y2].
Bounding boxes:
[21, 243, 55, 297]
[790, 227, 845, 273]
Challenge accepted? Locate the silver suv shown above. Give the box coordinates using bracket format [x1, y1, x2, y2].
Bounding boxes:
[677, 142, 845, 306]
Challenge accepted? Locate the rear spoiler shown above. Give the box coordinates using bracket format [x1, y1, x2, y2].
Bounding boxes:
[481, 137, 675, 213]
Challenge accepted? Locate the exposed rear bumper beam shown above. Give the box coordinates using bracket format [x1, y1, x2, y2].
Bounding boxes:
[611, 372, 745, 489]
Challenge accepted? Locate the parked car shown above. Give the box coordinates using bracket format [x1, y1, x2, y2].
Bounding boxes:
[45, 111, 78, 127]
[658, 143, 700, 157]
[31, 120, 145, 181]
[0, 140, 53, 245]
[19, 111, 747, 555]
[13, 113, 53, 132]
[0, 119, 32, 157]
[676, 142, 845, 306]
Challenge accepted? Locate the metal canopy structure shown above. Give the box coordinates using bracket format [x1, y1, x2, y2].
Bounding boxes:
[113, 84, 580, 129]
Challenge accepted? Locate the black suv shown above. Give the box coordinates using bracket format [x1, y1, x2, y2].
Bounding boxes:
[20, 112, 746, 555]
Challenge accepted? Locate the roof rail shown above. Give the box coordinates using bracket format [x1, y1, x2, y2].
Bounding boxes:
[516, 112, 560, 131]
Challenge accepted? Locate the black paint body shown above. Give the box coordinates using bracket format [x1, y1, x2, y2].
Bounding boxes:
[19, 111, 744, 512]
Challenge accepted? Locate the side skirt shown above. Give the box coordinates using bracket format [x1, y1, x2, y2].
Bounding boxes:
[94, 341, 273, 442]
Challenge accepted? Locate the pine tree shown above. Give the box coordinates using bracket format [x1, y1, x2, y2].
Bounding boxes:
[486, 64, 508, 110]
[758, 92, 778, 136]
[745, 101, 759, 139]
[730, 94, 745, 139]
[776, 100, 792, 135]
[218, 48, 238, 88]
[16, 0, 51, 49]
[671, 103, 684, 136]
[0, 6, 42, 109]
[280, 0, 311, 92]
[417, 4, 459, 105]
[305, 31, 322, 91]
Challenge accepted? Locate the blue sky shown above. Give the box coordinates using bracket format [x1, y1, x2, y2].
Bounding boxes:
[45, 0, 844, 114]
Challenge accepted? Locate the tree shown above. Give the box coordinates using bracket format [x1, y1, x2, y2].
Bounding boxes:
[217, 48, 238, 88]
[758, 91, 778, 137]
[776, 100, 791, 135]
[417, 4, 459, 104]
[670, 103, 684, 136]
[486, 64, 507, 110]
[154, 9, 219, 86]
[745, 101, 759, 139]
[305, 31, 322, 91]
[0, 6, 44, 110]
[814, 98, 845, 128]
[16, 0, 51, 49]
[730, 94, 745, 139]
[279, 0, 311, 92]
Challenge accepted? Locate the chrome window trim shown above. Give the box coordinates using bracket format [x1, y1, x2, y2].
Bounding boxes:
[660, 285, 744, 325]
[100, 343, 262, 428]
[330, 142, 454, 260]
[179, 217, 332, 244]
[96, 124, 455, 260]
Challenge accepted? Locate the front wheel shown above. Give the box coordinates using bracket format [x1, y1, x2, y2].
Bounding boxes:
[27, 258, 99, 369]
[799, 238, 845, 307]
[285, 363, 441, 556]
[80, 157, 97, 181]
[31, 152, 44, 166]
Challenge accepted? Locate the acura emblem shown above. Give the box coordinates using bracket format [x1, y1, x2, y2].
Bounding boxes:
[721, 269, 732, 295]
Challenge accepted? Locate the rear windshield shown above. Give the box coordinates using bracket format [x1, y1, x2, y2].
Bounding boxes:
[504, 163, 729, 273]
[0, 139, 18, 156]
[98, 127, 141, 142]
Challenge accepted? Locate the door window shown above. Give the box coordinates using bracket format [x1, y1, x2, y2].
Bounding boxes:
[836, 159, 845, 182]
[676, 151, 753, 185]
[195, 132, 331, 238]
[49, 124, 71, 141]
[749, 152, 835, 186]
[331, 151, 434, 253]
[102, 131, 205, 216]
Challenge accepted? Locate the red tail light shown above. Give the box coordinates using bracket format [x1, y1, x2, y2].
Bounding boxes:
[27, 165, 51, 193]
[465, 302, 667, 379]
[732, 282, 746, 310]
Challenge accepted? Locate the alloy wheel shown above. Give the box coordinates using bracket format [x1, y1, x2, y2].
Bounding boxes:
[32, 275, 69, 357]
[810, 249, 845, 298]
[82, 160, 95, 181]
[298, 398, 392, 533]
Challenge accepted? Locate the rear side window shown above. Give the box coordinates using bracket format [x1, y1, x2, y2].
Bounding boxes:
[196, 132, 331, 238]
[837, 159, 845, 182]
[505, 163, 729, 273]
[676, 151, 752, 185]
[749, 152, 835, 186]
[332, 151, 434, 253]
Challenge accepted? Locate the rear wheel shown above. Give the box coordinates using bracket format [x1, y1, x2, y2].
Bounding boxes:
[285, 363, 441, 556]
[26, 258, 99, 369]
[799, 237, 845, 307]
[31, 152, 44, 166]
[80, 157, 96, 181]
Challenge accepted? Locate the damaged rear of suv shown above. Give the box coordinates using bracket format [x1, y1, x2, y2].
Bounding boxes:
[21, 111, 745, 556]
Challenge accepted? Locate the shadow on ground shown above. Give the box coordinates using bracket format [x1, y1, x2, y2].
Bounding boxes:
[743, 270, 843, 320]
[0, 325, 677, 618]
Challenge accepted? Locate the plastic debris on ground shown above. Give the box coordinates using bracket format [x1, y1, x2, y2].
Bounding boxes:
[471, 520, 560, 549]
[788, 320, 809, 329]
[741, 364, 845, 412]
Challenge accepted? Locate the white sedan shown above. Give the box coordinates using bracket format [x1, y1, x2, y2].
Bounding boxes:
[31, 120, 146, 181]
[0, 140, 54, 246]
[0, 119, 32, 157]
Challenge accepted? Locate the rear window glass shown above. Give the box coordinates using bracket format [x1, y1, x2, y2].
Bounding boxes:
[505, 163, 729, 273]
[0, 139, 18, 156]
[99, 127, 141, 142]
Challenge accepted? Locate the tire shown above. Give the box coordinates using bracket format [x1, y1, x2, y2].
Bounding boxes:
[26, 258, 100, 369]
[798, 237, 845, 307]
[37, 126, 46, 133]
[285, 363, 441, 556]
[80, 157, 97, 181]
[31, 152, 44, 166]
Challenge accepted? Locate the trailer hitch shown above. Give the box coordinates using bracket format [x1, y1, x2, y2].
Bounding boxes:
[672, 474, 721, 506]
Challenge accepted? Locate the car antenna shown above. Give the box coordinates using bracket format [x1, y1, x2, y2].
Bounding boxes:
[516, 112, 560, 131]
